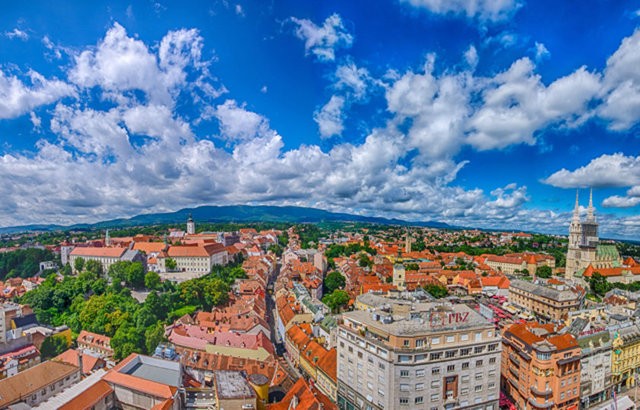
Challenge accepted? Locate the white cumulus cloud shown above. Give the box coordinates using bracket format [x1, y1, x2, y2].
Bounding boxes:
[314, 95, 345, 138]
[401, 0, 522, 22]
[290, 14, 353, 62]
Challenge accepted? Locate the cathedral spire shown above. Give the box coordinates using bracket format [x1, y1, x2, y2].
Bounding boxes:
[587, 187, 595, 222]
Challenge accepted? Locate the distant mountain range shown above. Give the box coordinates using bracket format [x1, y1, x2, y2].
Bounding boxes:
[0, 205, 452, 234]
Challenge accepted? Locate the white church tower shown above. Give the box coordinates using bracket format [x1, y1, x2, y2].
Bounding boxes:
[186, 213, 195, 235]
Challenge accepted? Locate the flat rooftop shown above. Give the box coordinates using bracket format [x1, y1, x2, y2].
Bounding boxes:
[214, 371, 256, 400]
[344, 302, 493, 336]
[119, 355, 181, 387]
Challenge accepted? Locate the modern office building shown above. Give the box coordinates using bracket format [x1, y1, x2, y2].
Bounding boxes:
[337, 302, 501, 410]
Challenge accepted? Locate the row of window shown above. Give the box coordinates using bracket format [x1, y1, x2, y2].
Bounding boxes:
[400, 330, 495, 349]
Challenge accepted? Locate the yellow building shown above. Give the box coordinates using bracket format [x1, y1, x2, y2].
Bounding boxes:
[611, 325, 640, 388]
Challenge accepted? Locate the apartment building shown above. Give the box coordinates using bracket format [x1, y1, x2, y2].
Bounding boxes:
[337, 302, 501, 410]
[501, 322, 581, 410]
[611, 324, 640, 389]
[577, 330, 612, 408]
[509, 280, 584, 322]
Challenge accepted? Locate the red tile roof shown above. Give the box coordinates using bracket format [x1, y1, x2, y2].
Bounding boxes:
[70, 247, 126, 258]
[59, 380, 113, 410]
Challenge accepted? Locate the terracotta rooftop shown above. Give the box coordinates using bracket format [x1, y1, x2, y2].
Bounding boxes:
[0, 360, 79, 407]
[58, 380, 113, 410]
[70, 247, 126, 258]
[54, 348, 105, 375]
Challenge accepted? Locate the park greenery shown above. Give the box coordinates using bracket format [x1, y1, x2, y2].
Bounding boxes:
[20, 260, 244, 360]
[0, 248, 57, 280]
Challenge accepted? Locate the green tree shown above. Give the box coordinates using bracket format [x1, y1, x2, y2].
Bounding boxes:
[322, 289, 350, 313]
[84, 260, 103, 277]
[165, 258, 177, 271]
[40, 334, 70, 359]
[424, 283, 449, 299]
[536, 266, 552, 278]
[324, 271, 346, 294]
[61, 263, 72, 276]
[404, 263, 419, 271]
[144, 271, 161, 290]
[144, 322, 165, 353]
[74, 257, 85, 273]
[125, 262, 145, 288]
[108, 261, 128, 284]
[590, 272, 611, 296]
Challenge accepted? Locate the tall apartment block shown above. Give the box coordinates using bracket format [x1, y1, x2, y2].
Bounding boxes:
[337, 302, 501, 410]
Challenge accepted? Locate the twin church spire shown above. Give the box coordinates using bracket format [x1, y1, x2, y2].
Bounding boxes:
[573, 188, 595, 222]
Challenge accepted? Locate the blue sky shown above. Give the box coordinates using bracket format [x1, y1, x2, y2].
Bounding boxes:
[1, 0, 640, 238]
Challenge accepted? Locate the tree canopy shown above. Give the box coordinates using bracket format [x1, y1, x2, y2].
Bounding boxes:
[324, 271, 346, 294]
[322, 289, 350, 313]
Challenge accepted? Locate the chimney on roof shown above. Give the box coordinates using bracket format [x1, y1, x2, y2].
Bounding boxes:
[78, 350, 84, 375]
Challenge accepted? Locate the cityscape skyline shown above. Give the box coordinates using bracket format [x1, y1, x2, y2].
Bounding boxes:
[1, 1, 640, 238]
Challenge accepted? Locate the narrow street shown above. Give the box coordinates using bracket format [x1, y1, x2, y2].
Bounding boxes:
[265, 260, 301, 381]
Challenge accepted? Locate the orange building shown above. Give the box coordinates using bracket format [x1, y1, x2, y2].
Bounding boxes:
[501, 322, 581, 410]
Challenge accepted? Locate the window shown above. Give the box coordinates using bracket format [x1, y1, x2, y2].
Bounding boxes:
[416, 369, 426, 377]
[461, 387, 469, 395]
[475, 373, 483, 380]
[404, 340, 410, 347]
[378, 375, 385, 384]
[461, 348, 471, 356]
[476, 360, 483, 367]
[475, 346, 484, 354]
[461, 375, 470, 383]
[446, 350, 456, 358]
[400, 384, 410, 392]
[475, 385, 483, 392]
[447, 364, 455, 372]
[431, 393, 439, 402]
[379, 363, 385, 370]
[432, 337, 440, 345]
[488, 344, 498, 352]
[431, 380, 440, 388]
[489, 357, 496, 364]
[430, 352, 442, 360]
[378, 388, 385, 397]
[475, 332, 482, 342]
[489, 382, 496, 389]
[416, 339, 425, 348]
[400, 398, 409, 406]
[461, 334, 469, 341]
[432, 367, 441, 375]
[367, 382, 373, 390]
[415, 396, 424, 404]
[400, 370, 409, 377]
[446, 335, 455, 343]
[399, 355, 411, 363]
[416, 383, 425, 391]
[462, 362, 470, 369]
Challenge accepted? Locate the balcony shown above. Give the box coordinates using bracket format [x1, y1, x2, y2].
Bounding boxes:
[509, 353, 521, 366]
[528, 398, 555, 409]
[509, 367, 519, 378]
[530, 385, 553, 397]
